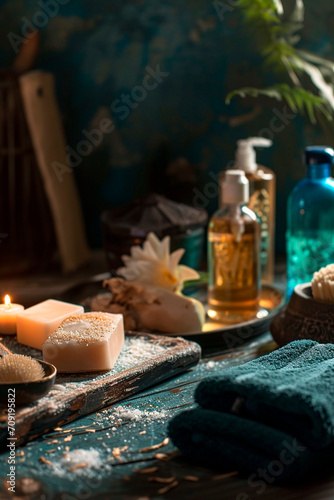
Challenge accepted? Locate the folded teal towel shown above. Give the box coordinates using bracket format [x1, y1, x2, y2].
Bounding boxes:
[196, 340, 334, 449]
[168, 408, 334, 482]
[168, 340, 334, 482]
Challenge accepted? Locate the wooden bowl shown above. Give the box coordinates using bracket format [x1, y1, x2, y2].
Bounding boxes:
[270, 282, 334, 346]
[0, 360, 57, 407]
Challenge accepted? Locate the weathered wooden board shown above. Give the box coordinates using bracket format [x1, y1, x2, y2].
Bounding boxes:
[0, 333, 201, 449]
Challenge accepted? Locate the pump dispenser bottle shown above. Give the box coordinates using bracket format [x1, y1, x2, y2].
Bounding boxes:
[286, 146, 334, 297]
[220, 138, 275, 282]
[208, 170, 260, 324]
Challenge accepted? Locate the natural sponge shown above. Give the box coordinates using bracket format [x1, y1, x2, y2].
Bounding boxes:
[311, 264, 334, 303]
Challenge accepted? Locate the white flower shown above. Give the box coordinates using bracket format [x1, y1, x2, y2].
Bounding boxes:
[117, 232, 200, 292]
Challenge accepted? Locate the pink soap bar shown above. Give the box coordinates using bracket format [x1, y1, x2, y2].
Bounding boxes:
[17, 299, 84, 350]
[42, 312, 124, 373]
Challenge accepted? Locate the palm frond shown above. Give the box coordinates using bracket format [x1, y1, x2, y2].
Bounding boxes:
[226, 0, 334, 123]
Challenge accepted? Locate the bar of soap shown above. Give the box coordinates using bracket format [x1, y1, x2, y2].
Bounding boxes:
[17, 299, 84, 350]
[42, 312, 124, 373]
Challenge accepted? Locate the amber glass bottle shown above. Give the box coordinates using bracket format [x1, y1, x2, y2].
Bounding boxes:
[208, 170, 260, 324]
[220, 138, 275, 283]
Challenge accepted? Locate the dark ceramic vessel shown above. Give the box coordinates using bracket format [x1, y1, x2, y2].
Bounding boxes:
[270, 282, 334, 346]
[0, 360, 57, 407]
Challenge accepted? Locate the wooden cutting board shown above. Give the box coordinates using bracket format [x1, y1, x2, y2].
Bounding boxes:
[0, 333, 201, 449]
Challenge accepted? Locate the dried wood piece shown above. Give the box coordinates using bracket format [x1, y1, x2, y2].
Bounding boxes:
[49, 439, 58, 444]
[212, 471, 238, 480]
[64, 434, 72, 442]
[148, 476, 175, 484]
[154, 450, 180, 461]
[85, 429, 96, 433]
[158, 480, 179, 495]
[65, 446, 70, 452]
[68, 462, 89, 472]
[46, 449, 56, 454]
[53, 427, 63, 432]
[183, 475, 200, 482]
[39, 456, 53, 466]
[139, 431, 147, 435]
[15, 450, 24, 457]
[140, 437, 169, 453]
[135, 466, 159, 474]
[112, 445, 129, 461]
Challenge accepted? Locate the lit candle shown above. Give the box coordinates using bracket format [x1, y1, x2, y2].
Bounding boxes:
[0, 295, 25, 335]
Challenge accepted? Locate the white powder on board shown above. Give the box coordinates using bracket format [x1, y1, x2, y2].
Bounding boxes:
[51, 448, 111, 478]
[111, 405, 167, 421]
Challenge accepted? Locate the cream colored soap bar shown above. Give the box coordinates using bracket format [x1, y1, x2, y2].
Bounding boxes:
[42, 312, 124, 373]
[17, 299, 84, 350]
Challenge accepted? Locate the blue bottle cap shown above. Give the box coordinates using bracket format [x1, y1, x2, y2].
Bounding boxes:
[305, 146, 334, 165]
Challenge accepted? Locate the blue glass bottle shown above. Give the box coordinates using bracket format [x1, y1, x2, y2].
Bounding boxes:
[286, 146, 334, 297]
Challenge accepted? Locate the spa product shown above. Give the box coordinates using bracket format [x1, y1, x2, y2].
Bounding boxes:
[220, 137, 274, 282]
[311, 264, 334, 303]
[96, 278, 204, 333]
[208, 170, 260, 323]
[94, 232, 205, 333]
[42, 312, 124, 373]
[286, 146, 334, 297]
[17, 299, 84, 350]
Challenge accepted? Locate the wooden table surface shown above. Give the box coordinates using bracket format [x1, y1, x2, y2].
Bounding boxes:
[1, 259, 333, 500]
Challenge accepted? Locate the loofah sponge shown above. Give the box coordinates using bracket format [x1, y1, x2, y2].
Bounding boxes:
[0, 354, 45, 384]
[311, 264, 334, 303]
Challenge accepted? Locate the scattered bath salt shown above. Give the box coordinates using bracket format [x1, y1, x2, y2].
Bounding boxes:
[51, 449, 111, 478]
[206, 361, 216, 370]
[52, 384, 66, 392]
[111, 406, 167, 422]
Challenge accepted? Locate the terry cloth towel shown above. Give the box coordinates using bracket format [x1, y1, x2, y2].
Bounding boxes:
[196, 340, 334, 449]
[168, 340, 334, 481]
[168, 408, 334, 482]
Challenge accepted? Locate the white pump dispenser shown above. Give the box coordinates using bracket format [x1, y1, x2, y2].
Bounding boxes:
[220, 137, 275, 283]
[208, 170, 260, 324]
[235, 137, 272, 173]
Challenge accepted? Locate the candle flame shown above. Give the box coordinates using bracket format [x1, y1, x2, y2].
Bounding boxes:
[4, 294, 11, 306]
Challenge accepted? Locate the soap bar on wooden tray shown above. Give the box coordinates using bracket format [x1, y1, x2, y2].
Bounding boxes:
[42, 312, 124, 373]
[17, 299, 84, 350]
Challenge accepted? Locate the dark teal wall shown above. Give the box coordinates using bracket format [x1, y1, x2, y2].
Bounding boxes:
[1, 0, 334, 254]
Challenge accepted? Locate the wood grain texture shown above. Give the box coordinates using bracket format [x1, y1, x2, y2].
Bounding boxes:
[0, 333, 201, 449]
